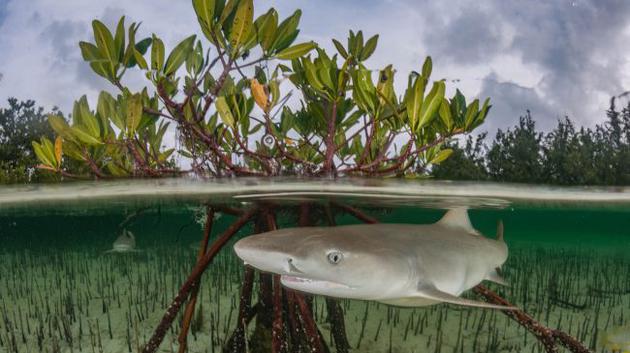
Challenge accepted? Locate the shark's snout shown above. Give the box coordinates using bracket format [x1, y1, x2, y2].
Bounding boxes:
[234, 236, 297, 275]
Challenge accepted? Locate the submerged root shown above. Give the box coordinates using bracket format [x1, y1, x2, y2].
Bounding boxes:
[473, 285, 592, 353]
[141, 207, 258, 353]
[177, 207, 215, 353]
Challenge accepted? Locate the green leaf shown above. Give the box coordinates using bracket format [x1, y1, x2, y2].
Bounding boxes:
[229, 0, 253, 53]
[271, 9, 301, 52]
[89, 61, 111, 80]
[135, 37, 152, 54]
[151, 35, 165, 71]
[79, 42, 103, 62]
[422, 56, 432, 79]
[215, 96, 235, 128]
[122, 22, 138, 67]
[257, 9, 278, 51]
[430, 148, 453, 164]
[219, 0, 238, 25]
[332, 39, 348, 59]
[113, 17, 126, 61]
[193, 0, 216, 31]
[107, 162, 129, 177]
[32, 140, 55, 167]
[126, 94, 143, 135]
[193, 2, 217, 43]
[303, 59, 325, 91]
[353, 68, 376, 113]
[318, 67, 335, 91]
[438, 98, 453, 130]
[163, 35, 196, 76]
[97, 92, 112, 120]
[275, 41, 317, 60]
[134, 49, 149, 70]
[349, 30, 363, 57]
[92, 20, 117, 64]
[376, 64, 395, 107]
[101, 92, 125, 130]
[464, 99, 480, 129]
[476, 98, 491, 125]
[405, 76, 425, 128]
[48, 115, 72, 139]
[76, 96, 101, 137]
[360, 34, 378, 61]
[71, 126, 102, 145]
[417, 81, 445, 129]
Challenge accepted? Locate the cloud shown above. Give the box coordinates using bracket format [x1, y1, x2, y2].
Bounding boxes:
[415, 0, 630, 129]
[0, 0, 628, 133]
[478, 73, 558, 132]
[422, 5, 505, 65]
[0, 0, 7, 27]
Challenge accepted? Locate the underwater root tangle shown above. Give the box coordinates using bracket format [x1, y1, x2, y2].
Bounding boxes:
[142, 208, 258, 353]
[473, 285, 592, 353]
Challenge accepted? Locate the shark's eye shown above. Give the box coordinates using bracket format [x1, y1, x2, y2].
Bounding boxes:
[327, 251, 343, 265]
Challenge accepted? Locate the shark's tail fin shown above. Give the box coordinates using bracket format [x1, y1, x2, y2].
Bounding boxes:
[496, 220, 504, 242]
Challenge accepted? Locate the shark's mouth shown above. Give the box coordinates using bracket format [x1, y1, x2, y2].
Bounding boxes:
[281, 275, 353, 289]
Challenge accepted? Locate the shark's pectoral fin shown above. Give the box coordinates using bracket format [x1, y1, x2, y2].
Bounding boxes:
[415, 283, 517, 310]
[485, 268, 508, 286]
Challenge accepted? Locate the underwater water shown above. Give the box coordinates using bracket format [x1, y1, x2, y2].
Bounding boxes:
[1, 179, 630, 353]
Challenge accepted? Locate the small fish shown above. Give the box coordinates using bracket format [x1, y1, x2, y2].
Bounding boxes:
[601, 326, 630, 353]
[234, 208, 514, 309]
[104, 229, 141, 254]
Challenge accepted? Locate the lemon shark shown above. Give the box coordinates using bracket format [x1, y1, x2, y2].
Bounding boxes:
[233, 208, 514, 309]
[104, 229, 141, 254]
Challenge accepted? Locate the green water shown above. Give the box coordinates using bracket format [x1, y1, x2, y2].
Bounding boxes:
[1, 179, 629, 353]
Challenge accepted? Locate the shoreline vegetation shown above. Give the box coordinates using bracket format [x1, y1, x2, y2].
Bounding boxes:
[2, 96, 629, 186]
[0, 0, 620, 352]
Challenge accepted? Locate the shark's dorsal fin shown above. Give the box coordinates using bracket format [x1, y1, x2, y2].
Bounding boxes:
[416, 282, 516, 310]
[437, 208, 477, 233]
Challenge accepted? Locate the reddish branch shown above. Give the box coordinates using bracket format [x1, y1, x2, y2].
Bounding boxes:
[263, 209, 285, 353]
[473, 285, 592, 353]
[293, 293, 326, 353]
[272, 275, 284, 353]
[356, 116, 377, 166]
[177, 207, 215, 353]
[142, 208, 257, 353]
[332, 202, 379, 224]
[224, 267, 256, 353]
[323, 204, 350, 353]
[323, 101, 338, 175]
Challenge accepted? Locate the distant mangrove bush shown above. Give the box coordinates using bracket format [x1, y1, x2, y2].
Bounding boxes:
[432, 99, 630, 185]
[0, 99, 62, 183]
[31, 0, 490, 179]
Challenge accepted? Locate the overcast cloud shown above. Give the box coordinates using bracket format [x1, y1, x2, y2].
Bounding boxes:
[0, 0, 629, 133]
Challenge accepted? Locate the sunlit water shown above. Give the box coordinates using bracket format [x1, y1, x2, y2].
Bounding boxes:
[1, 178, 629, 353]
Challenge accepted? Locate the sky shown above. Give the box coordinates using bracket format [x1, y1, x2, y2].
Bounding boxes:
[1, 0, 630, 133]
